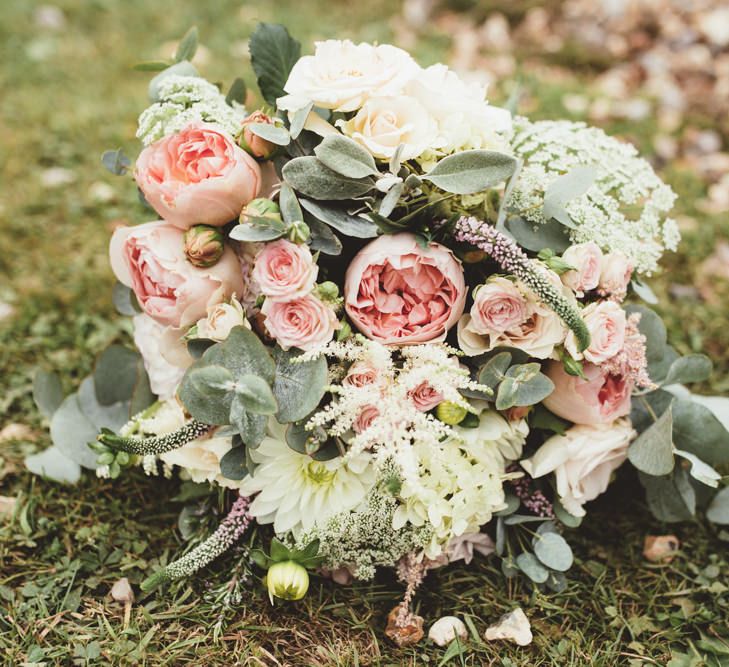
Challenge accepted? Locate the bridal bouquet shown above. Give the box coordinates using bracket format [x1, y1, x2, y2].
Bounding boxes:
[29, 23, 729, 638]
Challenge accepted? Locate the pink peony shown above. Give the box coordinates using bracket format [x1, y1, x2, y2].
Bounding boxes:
[468, 277, 529, 334]
[135, 123, 261, 229]
[261, 294, 338, 351]
[561, 242, 603, 296]
[344, 233, 466, 344]
[543, 360, 633, 425]
[110, 220, 244, 328]
[598, 251, 634, 300]
[252, 239, 318, 300]
[565, 300, 626, 364]
[408, 381, 444, 412]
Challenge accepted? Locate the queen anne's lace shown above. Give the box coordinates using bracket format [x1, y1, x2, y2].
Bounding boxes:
[508, 118, 679, 275]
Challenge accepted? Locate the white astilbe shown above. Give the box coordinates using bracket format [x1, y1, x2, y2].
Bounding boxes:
[137, 75, 246, 145]
[508, 118, 679, 275]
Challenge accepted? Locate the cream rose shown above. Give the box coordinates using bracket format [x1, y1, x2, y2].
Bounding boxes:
[338, 95, 437, 160]
[277, 40, 419, 113]
[196, 297, 248, 341]
[520, 420, 635, 517]
[561, 242, 603, 296]
[468, 277, 529, 335]
[565, 300, 626, 364]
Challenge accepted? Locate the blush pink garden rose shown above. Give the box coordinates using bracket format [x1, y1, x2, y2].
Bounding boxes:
[344, 233, 466, 344]
[252, 239, 318, 300]
[408, 381, 444, 412]
[468, 276, 529, 334]
[110, 220, 244, 329]
[598, 251, 634, 300]
[561, 242, 603, 296]
[261, 294, 338, 351]
[135, 123, 262, 229]
[565, 300, 626, 364]
[543, 360, 633, 425]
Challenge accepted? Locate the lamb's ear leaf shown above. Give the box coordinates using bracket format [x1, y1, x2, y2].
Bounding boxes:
[423, 150, 518, 194]
[175, 26, 199, 63]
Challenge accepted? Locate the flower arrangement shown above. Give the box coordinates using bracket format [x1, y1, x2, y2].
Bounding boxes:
[29, 23, 729, 641]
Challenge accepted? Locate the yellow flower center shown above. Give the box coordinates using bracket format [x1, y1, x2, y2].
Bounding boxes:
[305, 461, 336, 485]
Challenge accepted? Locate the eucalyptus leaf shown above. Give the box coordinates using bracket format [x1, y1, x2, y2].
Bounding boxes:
[314, 135, 379, 178]
[178, 364, 234, 425]
[478, 351, 512, 389]
[706, 486, 729, 524]
[300, 199, 378, 238]
[553, 498, 582, 527]
[515, 552, 549, 583]
[494, 494, 520, 517]
[639, 472, 696, 523]
[248, 122, 291, 146]
[631, 278, 659, 304]
[672, 397, 729, 465]
[101, 149, 131, 176]
[210, 324, 277, 381]
[225, 77, 247, 106]
[495, 377, 519, 410]
[78, 378, 130, 433]
[234, 374, 278, 415]
[130, 360, 155, 415]
[272, 347, 327, 423]
[279, 183, 303, 225]
[112, 282, 140, 316]
[249, 23, 301, 105]
[33, 370, 63, 420]
[25, 446, 81, 484]
[175, 26, 198, 63]
[627, 402, 675, 475]
[187, 337, 216, 360]
[283, 157, 374, 200]
[543, 165, 597, 226]
[505, 216, 571, 253]
[306, 216, 343, 255]
[50, 394, 100, 469]
[423, 150, 518, 194]
[219, 446, 248, 481]
[94, 345, 141, 406]
[230, 396, 267, 448]
[533, 532, 573, 571]
[663, 354, 713, 386]
[625, 305, 667, 364]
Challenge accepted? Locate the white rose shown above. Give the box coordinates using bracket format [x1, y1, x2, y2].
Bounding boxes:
[561, 242, 603, 296]
[408, 64, 512, 155]
[337, 95, 437, 160]
[598, 251, 634, 300]
[277, 40, 419, 113]
[133, 314, 190, 400]
[196, 297, 248, 341]
[160, 432, 242, 489]
[565, 300, 626, 364]
[521, 420, 635, 517]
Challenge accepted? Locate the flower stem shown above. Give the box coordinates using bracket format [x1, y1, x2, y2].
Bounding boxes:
[453, 216, 591, 351]
[97, 419, 212, 456]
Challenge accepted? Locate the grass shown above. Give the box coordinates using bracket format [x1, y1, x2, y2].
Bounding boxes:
[1, 0, 728, 664]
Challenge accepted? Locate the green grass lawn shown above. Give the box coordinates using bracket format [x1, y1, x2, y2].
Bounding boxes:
[1, 1, 727, 664]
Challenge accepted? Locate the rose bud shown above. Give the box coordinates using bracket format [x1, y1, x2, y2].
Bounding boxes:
[240, 198, 282, 225]
[288, 220, 310, 244]
[238, 110, 278, 160]
[183, 225, 225, 268]
[266, 561, 309, 603]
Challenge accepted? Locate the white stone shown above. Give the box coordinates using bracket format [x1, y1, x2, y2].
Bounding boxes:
[484, 607, 533, 646]
[428, 616, 467, 647]
[40, 167, 75, 188]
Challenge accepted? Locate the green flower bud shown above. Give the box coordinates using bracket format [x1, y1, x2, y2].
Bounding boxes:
[316, 281, 339, 302]
[435, 401, 468, 425]
[288, 220, 310, 244]
[266, 561, 309, 603]
[241, 198, 281, 224]
[183, 225, 225, 268]
[115, 451, 131, 466]
[336, 320, 352, 342]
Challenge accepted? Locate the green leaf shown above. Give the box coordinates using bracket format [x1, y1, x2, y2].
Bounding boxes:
[130, 360, 155, 415]
[25, 446, 81, 484]
[225, 77, 247, 106]
[639, 472, 695, 523]
[101, 149, 131, 176]
[494, 494, 520, 517]
[505, 216, 571, 254]
[706, 486, 729, 524]
[219, 446, 248, 481]
[50, 394, 100, 469]
[229, 223, 285, 242]
[553, 498, 582, 527]
[379, 182, 404, 218]
[672, 397, 729, 465]
[631, 278, 658, 305]
[478, 351, 512, 389]
[248, 122, 290, 146]
[507, 364, 554, 407]
[515, 552, 549, 583]
[112, 282, 140, 316]
[314, 135, 379, 178]
[663, 354, 713, 386]
[93, 346, 141, 406]
[230, 396, 267, 447]
[270, 537, 293, 563]
[133, 60, 171, 72]
[495, 377, 519, 410]
[279, 183, 303, 225]
[543, 165, 597, 227]
[178, 365, 234, 425]
[628, 402, 675, 475]
[306, 216, 343, 255]
[289, 101, 313, 140]
[423, 150, 518, 195]
[175, 27, 199, 63]
[300, 199, 378, 238]
[234, 374, 278, 415]
[272, 347, 327, 423]
[187, 337, 216, 360]
[148, 60, 198, 103]
[530, 405, 569, 435]
[283, 156, 374, 200]
[78, 378, 130, 433]
[533, 532, 573, 571]
[249, 23, 301, 106]
[33, 370, 63, 420]
[204, 327, 275, 383]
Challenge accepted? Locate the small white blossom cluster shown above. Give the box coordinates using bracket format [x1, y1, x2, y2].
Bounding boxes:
[136, 75, 246, 145]
[508, 119, 679, 274]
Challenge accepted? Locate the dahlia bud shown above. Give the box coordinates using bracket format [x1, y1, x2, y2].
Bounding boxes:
[288, 220, 310, 244]
[266, 561, 309, 603]
[435, 401, 468, 425]
[183, 225, 224, 268]
[240, 198, 282, 225]
[238, 110, 277, 160]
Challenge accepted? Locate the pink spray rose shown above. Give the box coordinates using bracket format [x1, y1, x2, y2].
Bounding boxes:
[252, 239, 318, 300]
[565, 300, 626, 364]
[135, 123, 262, 229]
[543, 360, 633, 425]
[353, 405, 381, 433]
[408, 381, 444, 412]
[261, 294, 338, 351]
[344, 233, 466, 344]
[561, 242, 603, 296]
[110, 220, 244, 329]
[344, 361, 380, 388]
[598, 251, 634, 300]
